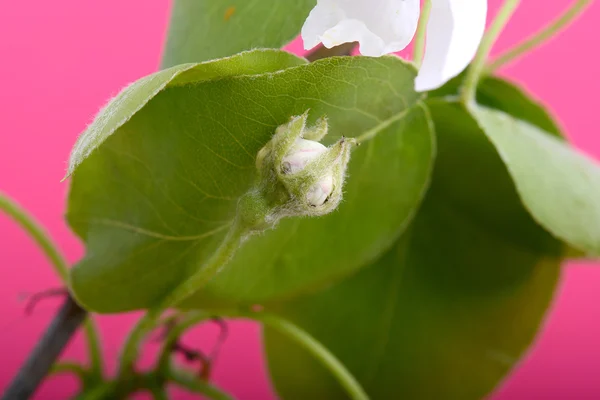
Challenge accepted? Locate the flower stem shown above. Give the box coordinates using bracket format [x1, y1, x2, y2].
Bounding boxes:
[83, 318, 104, 380]
[0, 192, 104, 378]
[488, 0, 592, 72]
[413, 0, 432, 68]
[0, 192, 69, 280]
[228, 310, 370, 400]
[117, 221, 245, 379]
[156, 312, 210, 373]
[461, 0, 522, 105]
[126, 305, 368, 400]
[49, 362, 88, 380]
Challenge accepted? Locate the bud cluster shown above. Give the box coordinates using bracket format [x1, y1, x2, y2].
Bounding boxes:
[237, 111, 356, 234]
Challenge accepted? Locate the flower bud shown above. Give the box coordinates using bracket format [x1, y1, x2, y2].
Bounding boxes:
[238, 111, 357, 234]
[281, 138, 334, 207]
[282, 138, 327, 174]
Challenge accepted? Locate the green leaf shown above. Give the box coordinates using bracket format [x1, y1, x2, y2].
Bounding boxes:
[161, 0, 316, 68]
[431, 74, 598, 258]
[473, 105, 600, 257]
[67, 54, 427, 313]
[67, 49, 306, 177]
[181, 103, 434, 308]
[264, 101, 562, 399]
[430, 74, 564, 138]
[475, 76, 563, 138]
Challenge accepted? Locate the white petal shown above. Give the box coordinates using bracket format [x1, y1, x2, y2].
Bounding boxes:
[415, 0, 487, 92]
[321, 19, 387, 56]
[282, 138, 327, 174]
[301, 0, 421, 56]
[302, 0, 346, 50]
[307, 173, 334, 206]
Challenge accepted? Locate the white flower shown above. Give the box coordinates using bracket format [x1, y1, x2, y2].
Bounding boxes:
[301, 0, 488, 92]
[302, 0, 421, 57]
[282, 138, 334, 207]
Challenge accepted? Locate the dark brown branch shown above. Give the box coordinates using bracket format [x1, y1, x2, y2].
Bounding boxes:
[305, 42, 357, 62]
[2, 295, 87, 400]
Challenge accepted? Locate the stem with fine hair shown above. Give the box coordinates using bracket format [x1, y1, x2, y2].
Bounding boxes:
[488, 0, 593, 72]
[117, 220, 245, 380]
[461, 0, 522, 105]
[160, 309, 368, 400]
[412, 0, 432, 68]
[0, 192, 104, 378]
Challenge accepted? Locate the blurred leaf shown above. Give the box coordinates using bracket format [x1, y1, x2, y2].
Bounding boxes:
[162, 0, 316, 68]
[432, 74, 598, 258]
[181, 104, 434, 308]
[430, 74, 564, 138]
[67, 54, 426, 313]
[264, 101, 563, 399]
[426, 101, 561, 256]
[474, 105, 600, 258]
[475, 76, 563, 138]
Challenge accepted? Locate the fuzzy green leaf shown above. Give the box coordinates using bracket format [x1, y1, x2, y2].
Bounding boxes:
[161, 0, 316, 68]
[67, 53, 428, 313]
[66, 50, 306, 177]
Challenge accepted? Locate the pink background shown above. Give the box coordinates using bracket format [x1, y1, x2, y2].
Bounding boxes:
[1, 1, 599, 398]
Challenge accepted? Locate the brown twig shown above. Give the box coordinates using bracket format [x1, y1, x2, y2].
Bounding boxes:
[305, 42, 357, 62]
[2, 295, 87, 400]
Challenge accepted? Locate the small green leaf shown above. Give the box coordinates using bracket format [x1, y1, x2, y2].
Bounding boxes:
[430, 74, 564, 138]
[67, 54, 426, 313]
[181, 104, 434, 308]
[264, 102, 562, 400]
[162, 0, 316, 67]
[473, 106, 600, 257]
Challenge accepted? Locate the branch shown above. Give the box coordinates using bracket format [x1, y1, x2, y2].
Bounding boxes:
[305, 42, 357, 62]
[2, 295, 87, 400]
[487, 0, 593, 72]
